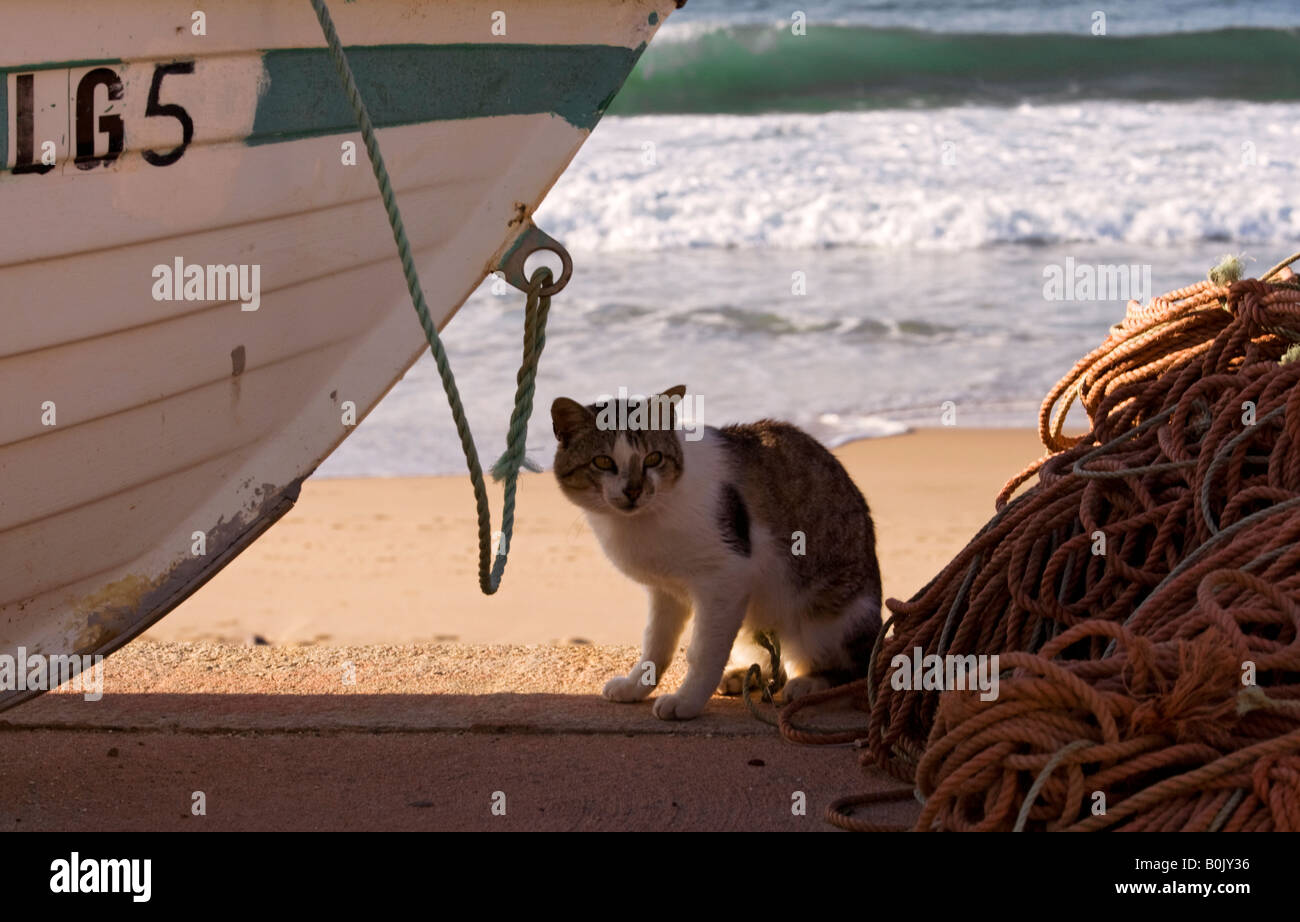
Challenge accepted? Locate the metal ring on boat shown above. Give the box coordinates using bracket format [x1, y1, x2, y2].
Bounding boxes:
[499, 221, 573, 298]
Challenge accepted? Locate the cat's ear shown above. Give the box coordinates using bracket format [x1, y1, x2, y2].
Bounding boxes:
[552, 397, 594, 447]
[662, 384, 687, 427]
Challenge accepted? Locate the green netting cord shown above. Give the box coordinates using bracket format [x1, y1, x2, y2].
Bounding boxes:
[310, 0, 550, 594]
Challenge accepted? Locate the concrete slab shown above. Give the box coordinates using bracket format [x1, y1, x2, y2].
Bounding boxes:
[0, 642, 919, 831]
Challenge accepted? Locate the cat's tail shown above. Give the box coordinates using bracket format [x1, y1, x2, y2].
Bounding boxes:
[805, 588, 883, 688]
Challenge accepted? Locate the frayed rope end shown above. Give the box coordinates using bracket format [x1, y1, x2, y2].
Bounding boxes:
[490, 453, 542, 482]
[1235, 684, 1300, 716]
[1209, 254, 1245, 286]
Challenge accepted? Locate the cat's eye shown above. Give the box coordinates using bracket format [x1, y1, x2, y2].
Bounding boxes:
[643, 451, 663, 468]
[592, 455, 616, 472]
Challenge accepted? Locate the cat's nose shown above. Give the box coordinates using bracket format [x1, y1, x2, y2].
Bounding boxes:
[624, 484, 642, 502]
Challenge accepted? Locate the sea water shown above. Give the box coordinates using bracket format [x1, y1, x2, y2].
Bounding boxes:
[319, 0, 1300, 476]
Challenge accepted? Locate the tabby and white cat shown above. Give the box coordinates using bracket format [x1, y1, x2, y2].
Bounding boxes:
[551, 385, 882, 720]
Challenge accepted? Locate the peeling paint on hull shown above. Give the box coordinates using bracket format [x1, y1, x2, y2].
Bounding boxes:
[0, 477, 303, 713]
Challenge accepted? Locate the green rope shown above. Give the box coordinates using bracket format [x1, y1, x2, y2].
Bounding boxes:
[742, 664, 781, 727]
[741, 630, 785, 726]
[1207, 788, 1246, 832]
[309, 0, 550, 594]
[1013, 739, 1091, 832]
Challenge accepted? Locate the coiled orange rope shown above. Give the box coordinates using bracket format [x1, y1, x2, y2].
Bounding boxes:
[785, 256, 1300, 831]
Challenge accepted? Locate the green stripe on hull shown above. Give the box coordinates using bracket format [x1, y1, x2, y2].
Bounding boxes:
[0, 44, 642, 172]
[250, 42, 645, 143]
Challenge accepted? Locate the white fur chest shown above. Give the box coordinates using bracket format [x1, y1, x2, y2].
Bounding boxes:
[587, 505, 706, 590]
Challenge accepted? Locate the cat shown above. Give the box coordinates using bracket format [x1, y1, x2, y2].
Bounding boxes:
[551, 384, 883, 720]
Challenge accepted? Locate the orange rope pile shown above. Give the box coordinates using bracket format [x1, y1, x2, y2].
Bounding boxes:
[785, 257, 1300, 831]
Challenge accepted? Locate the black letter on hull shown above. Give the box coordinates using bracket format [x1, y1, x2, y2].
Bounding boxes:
[75, 67, 125, 170]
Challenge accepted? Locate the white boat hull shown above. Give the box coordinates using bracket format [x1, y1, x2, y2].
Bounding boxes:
[0, 0, 678, 709]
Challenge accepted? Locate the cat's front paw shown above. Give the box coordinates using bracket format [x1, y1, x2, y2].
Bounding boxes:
[602, 675, 651, 703]
[718, 668, 748, 696]
[652, 692, 706, 721]
[781, 674, 831, 702]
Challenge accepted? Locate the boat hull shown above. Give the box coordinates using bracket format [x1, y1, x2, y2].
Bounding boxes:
[0, 0, 677, 710]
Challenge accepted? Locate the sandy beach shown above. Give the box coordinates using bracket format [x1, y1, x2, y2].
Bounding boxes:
[9, 428, 1046, 831]
[143, 428, 1048, 647]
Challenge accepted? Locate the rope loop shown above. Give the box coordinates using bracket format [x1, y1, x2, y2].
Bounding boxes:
[783, 255, 1300, 831]
[310, 0, 554, 593]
